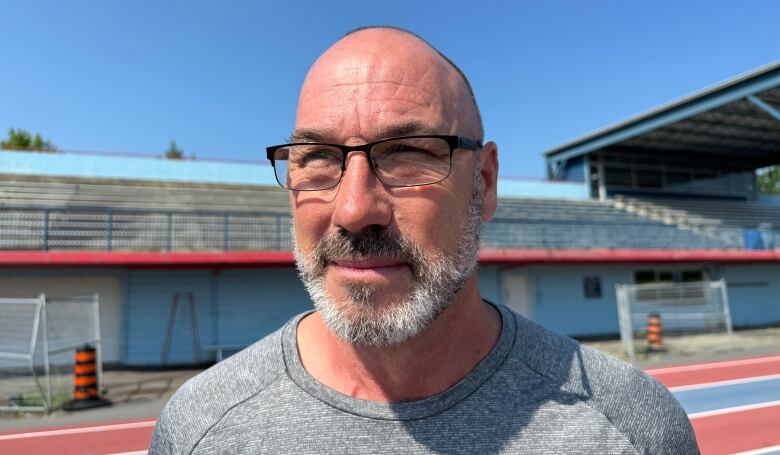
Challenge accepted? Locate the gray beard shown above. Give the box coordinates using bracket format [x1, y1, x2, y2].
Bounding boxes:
[292, 171, 484, 347]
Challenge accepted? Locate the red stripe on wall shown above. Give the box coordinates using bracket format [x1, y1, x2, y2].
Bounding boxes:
[0, 251, 295, 267]
[478, 248, 780, 264]
[0, 249, 779, 267]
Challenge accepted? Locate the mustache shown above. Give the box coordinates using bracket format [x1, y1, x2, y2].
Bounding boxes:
[312, 227, 425, 278]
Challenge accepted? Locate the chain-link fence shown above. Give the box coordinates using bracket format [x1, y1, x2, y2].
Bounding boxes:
[615, 280, 733, 362]
[0, 294, 102, 413]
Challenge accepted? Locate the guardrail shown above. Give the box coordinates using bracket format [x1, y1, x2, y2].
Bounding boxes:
[0, 206, 770, 251]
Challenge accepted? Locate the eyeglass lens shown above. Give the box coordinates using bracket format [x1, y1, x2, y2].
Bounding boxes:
[272, 137, 452, 190]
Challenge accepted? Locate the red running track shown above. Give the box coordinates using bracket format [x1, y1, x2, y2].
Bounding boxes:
[690, 404, 780, 455]
[646, 355, 780, 388]
[2, 355, 779, 454]
[0, 418, 155, 455]
[648, 355, 780, 455]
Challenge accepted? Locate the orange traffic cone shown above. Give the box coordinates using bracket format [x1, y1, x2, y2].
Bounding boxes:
[646, 313, 665, 352]
[62, 345, 111, 411]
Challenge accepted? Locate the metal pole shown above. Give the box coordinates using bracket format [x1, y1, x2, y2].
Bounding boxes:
[188, 293, 202, 366]
[40, 294, 52, 412]
[223, 213, 229, 251]
[25, 296, 45, 412]
[597, 154, 607, 201]
[166, 212, 173, 252]
[43, 209, 50, 251]
[161, 294, 179, 367]
[616, 285, 635, 363]
[719, 279, 734, 338]
[276, 215, 282, 250]
[92, 294, 104, 397]
[106, 210, 113, 251]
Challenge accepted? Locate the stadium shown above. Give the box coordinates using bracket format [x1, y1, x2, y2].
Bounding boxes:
[2, 61, 780, 372]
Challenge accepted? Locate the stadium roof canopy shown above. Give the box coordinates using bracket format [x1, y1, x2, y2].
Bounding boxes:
[545, 61, 780, 173]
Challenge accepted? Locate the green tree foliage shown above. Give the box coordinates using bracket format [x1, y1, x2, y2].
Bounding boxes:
[165, 140, 184, 160]
[758, 166, 780, 195]
[0, 128, 57, 152]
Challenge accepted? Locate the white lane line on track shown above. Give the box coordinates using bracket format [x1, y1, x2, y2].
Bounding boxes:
[0, 420, 156, 441]
[646, 355, 780, 375]
[669, 373, 780, 392]
[688, 400, 780, 419]
[732, 444, 780, 455]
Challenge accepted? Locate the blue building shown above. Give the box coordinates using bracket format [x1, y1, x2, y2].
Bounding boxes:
[2, 62, 780, 367]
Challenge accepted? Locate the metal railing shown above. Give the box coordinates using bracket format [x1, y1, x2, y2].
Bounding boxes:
[481, 217, 742, 250]
[0, 206, 772, 251]
[0, 205, 291, 252]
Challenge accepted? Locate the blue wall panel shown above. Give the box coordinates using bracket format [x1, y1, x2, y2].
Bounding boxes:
[125, 270, 216, 366]
[0, 149, 278, 186]
[123, 266, 507, 365]
[525, 264, 780, 336]
[215, 268, 313, 347]
[529, 265, 633, 336]
[497, 178, 588, 200]
[560, 156, 586, 181]
[721, 264, 780, 327]
[82, 262, 780, 366]
[125, 268, 312, 366]
[477, 266, 503, 307]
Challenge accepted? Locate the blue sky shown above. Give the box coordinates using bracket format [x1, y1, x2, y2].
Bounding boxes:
[1, 0, 779, 178]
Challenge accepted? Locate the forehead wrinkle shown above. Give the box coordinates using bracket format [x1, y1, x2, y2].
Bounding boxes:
[300, 80, 438, 109]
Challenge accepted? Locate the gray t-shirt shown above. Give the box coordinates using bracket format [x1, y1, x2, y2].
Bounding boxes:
[150, 304, 698, 454]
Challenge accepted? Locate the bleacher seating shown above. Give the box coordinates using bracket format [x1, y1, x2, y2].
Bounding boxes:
[0, 175, 737, 251]
[614, 195, 780, 229]
[482, 197, 729, 249]
[0, 175, 292, 251]
[0, 175, 290, 213]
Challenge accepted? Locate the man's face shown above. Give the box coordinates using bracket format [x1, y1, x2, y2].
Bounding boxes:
[290, 32, 493, 346]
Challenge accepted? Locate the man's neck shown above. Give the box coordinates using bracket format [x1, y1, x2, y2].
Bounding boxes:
[296, 277, 502, 403]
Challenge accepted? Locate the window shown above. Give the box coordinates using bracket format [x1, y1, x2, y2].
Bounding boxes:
[681, 270, 704, 282]
[634, 270, 656, 285]
[583, 275, 602, 299]
[633, 269, 705, 284]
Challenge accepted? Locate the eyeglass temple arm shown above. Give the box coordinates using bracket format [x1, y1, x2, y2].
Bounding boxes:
[458, 137, 482, 150]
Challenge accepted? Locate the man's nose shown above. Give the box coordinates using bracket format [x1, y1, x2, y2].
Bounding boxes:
[332, 152, 392, 234]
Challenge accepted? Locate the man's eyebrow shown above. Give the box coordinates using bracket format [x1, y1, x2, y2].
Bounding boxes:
[288, 128, 337, 143]
[288, 121, 440, 144]
[374, 121, 439, 139]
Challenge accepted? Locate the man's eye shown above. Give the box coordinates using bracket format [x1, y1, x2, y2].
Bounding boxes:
[297, 150, 340, 166]
[388, 145, 432, 156]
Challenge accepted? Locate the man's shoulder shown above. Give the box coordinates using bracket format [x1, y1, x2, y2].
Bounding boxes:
[149, 323, 291, 454]
[507, 309, 698, 454]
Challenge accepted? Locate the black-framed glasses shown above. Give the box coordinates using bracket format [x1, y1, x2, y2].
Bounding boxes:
[266, 135, 482, 191]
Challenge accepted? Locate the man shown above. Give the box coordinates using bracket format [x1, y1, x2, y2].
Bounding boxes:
[151, 27, 698, 454]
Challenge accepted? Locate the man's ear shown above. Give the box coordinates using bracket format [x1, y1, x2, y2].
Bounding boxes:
[478, 141, 498, 222]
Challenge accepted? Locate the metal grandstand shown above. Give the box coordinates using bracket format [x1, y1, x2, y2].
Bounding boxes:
[546, 60, 780, 202]
[0, 175, 734, 252]
[3, 61, 780, 258]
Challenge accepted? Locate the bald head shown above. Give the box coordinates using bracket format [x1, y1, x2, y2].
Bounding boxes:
[294, 27, 484, 143]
